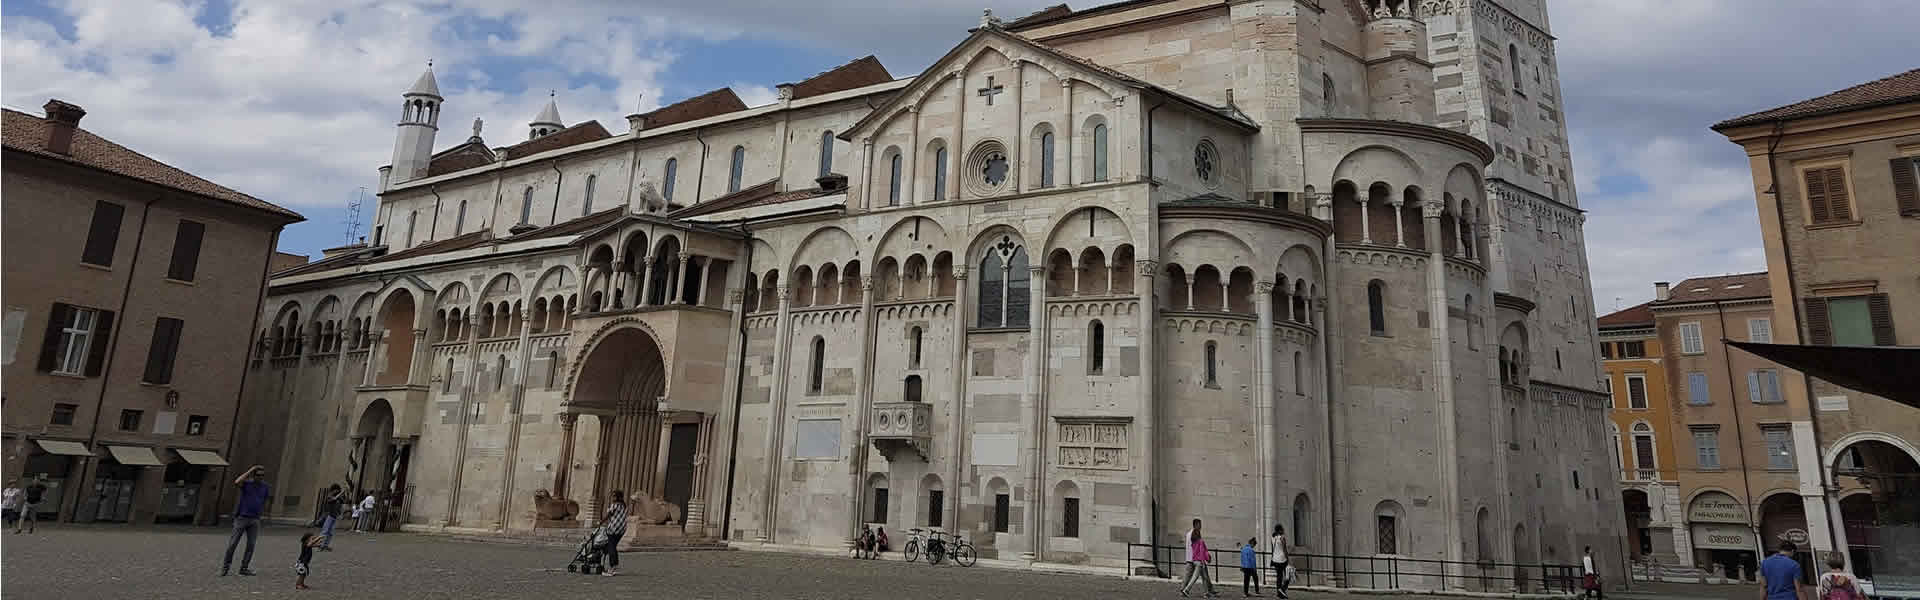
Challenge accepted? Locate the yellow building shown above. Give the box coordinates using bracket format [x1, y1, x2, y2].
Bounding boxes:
[1598, 302, 1682, 565]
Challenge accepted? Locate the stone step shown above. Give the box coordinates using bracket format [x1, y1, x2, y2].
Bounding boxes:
[441, 533, 732, 552]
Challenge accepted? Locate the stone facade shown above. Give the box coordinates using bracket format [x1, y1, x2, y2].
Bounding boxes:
[245, 0, 1619, 586]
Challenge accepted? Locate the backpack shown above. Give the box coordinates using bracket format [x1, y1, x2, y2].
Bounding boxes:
[1824, 574, 1857, 600]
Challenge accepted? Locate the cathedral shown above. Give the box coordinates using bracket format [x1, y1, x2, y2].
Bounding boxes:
[236, 0, 1622, 583]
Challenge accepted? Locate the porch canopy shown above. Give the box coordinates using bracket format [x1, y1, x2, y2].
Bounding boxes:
[106, 445, 165, 466]
[1727, 341, 1920, 407]
[174, 449, 230, 466]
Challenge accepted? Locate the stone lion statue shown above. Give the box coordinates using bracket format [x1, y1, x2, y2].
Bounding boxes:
[629, 491, 681, 525]
[533, 489, 579, 521]
[635, 182, 668, 213]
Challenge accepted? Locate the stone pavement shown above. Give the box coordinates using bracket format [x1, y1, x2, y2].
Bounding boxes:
[4, 524, 1598, 599]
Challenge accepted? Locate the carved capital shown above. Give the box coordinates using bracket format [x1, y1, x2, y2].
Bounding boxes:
[676, 252, 691, 263]
[611, 260, 626, 272]
[1028, 265, 1046, 276]
[952, 265, 969, 281]
[412, 328, 428, 338]
[1423, 200, 1445, 218]
[1136, 260, 1159, 277]
[860, 276, 875, 292]
[727, 288, 745, 304]
[1257, 281, 1276, 293]
[558, 413, 577, 429]
[776, 286, 791, 302]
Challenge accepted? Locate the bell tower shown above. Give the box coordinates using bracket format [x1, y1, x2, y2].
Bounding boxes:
[389, 63, 442, 185]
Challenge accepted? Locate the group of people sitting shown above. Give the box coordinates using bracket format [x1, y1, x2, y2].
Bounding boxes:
[855, 524, 891, 557]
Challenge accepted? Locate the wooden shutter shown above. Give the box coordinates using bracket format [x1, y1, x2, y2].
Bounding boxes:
[81, 201, 125, 266]
[167, 220, 205, 281]
[1824, 166, 1852, 221]
[37, 303, 72, 372]
[84, 310, 115, 376]
[144, 318, 184, 384]
[1893, 158, 1920, 216]
[1804, 298, 1831, 346]
[1868, 293, 1896, 346]
[1804, 168, 1831, 224]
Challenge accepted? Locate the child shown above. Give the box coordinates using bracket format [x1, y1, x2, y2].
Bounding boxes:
[1817, 552, 1860, 600]
[294, 531, 324, 589]
[349, 496, 364, 533]
[1240, 538, 1261, 597]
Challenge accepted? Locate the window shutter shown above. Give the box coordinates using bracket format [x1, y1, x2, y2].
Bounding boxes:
[81, 201, 125, 266]
[1804, 168, 1831, 223]
[144, 318, 184, 384]
[1824, 166, 1852, 221]
[167, 220, 205, 281]
[84, 310, 115, 377]
[37, 303, 72, 372]
[1868, 293, 1896, 346]
[1893, 158, 1920, 216]
[1747, 371, 1761, 404]
[1804, 298, 1831, 346]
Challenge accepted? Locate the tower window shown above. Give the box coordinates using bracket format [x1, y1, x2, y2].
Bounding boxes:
[728, 145, 746, 193]
[520, 187, 534, 224]
[1367, 280, 1387, 336]
[1090, 124, 1108, 182]
[583, 174, 596, 215]
[663, 158, 678, 203]
[908, 326, 923, 369]
[933, 146, 949, 201]
[809, 336, 826, 394]
[888, 151, 903, 206]
[1088, 320, 1105, 375]
[819, 130, 835, 179]
[1509, 44, 1523, 94]
[1038, 130, 1055, 188]
[1203, 341, 1218, 388]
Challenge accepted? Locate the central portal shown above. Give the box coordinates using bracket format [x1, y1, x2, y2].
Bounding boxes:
[564, 323, 710, 531]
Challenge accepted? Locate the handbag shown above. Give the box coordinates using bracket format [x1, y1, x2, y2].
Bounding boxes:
[1583, 573, 1600, 590]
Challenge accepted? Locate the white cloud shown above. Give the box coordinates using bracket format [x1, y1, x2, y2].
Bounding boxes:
[732, 83, 779, 108]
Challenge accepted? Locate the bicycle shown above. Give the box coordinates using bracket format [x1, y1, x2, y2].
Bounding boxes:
[920, 529, 977, 567]
[903, 528, 929, 562]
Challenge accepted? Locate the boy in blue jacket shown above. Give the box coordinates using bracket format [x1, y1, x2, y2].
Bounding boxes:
[1240, 538, 1261, 597]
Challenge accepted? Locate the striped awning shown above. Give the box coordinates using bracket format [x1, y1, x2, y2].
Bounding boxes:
[35, 439, 93, 456]
[106, 445, 165, 466]
[174, 449, 230, 466]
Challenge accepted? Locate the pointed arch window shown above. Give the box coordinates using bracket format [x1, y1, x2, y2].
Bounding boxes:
[1367, 280, 1388, 336]
[583, 174, 597, 215]
[454, 200, 467, 234]
[1204, 341, 1219, 387]
[728, 145, 746, 193]
[1323, 73, 1336, 113]
[975, 236, 1030, 328]
[888, 151, 903, 206]
[1509, 44, 1523, 94]
[495, 355, 508, 391]
[1090, 124, 1108, 182]
[904, 374, 923, 403]
[819, 131, 835, 178]
[444, 358, 454, 393]
[1038, 131, 1056, 188]
[404, 211, 418, 248]
[520, 187, 534, 224]
[908, 326, 923, 369]
[808, 336, 826, 394]
[1293, 351, 1305, 394]
[546, 350, 561, 389]
[1088, 320, 1105, 375]
[933, 146, 949, 201]
[663, 158, 678, 203]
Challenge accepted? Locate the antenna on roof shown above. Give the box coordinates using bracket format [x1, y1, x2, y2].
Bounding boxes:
[344, 187, 367, 246]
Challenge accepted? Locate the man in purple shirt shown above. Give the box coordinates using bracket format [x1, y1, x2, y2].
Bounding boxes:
[220, 465, 271, 577]
[1760, 542, 1806, 600]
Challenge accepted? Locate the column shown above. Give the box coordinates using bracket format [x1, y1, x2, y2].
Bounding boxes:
[944, 266, 970, 530]
[671, 252, 690, 305]
[497, 310, 534, 530]
[1185, 275, 1196, 311]
[1254, 282, 1276, 528]
[1023, 263, 1047, 561]
[1135, 259, 1159, 546]
[554, 413, 578, 501]
[639, 256, 656, 307]
[1105, 261, 1114, 295]
[758, 286, 795, 542]
[1061, 80, 1075, 186]
[1219, 281, 1229, 312]
[951, 69, 966, 202]
[905, 107, 920, 205]
[360, 331, 382, 386]
[610, 261, 627, 308]
[860, 138, 876, 209]
[408, 328, 431, 387]
[847, 276, 879, 547]
[1423, 200, 1464, 573]
[1012, 62, 1026, 195]
[1359, 198, 1373, 244]
[1390, 200, 1406, 247]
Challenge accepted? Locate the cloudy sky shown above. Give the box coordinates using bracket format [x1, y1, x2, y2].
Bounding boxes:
[3, 0, 1913, 312]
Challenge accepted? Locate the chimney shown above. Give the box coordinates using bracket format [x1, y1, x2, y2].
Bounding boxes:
[1654, 281, 1671, 302]
[41, 99, 86, 156]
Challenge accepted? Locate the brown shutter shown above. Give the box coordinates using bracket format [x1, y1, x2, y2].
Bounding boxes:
[1804, 298, 1831, 346]
[1893, 158, 1920, 216]
[167, 220, 205, 282]
[144, 318, 184, 384]
[1804, 168, 1831, 224]
[81, 201, 125, 266]
[84, 310, 114, 377]
[1868, 293, 1896, 346]
[37, 303, 72, 372]
[1824, 166, 1853, 222]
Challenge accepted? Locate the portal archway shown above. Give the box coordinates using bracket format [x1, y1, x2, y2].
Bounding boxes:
[568, 325, 682, 517]
[1831, 438, 1920, 580]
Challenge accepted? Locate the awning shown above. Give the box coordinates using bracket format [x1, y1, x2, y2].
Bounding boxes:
[35, 439, 93, 456]
[1727, 341, 1920, 407]
[174, 449, 230, 466]
[106, 445, 165, 466]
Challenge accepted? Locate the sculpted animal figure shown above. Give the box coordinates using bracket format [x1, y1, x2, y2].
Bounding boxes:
[629, 492, 681, 525]
[533, 489, 579, 521]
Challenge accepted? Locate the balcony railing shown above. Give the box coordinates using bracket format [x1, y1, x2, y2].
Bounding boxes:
[869, 401, 931, 461]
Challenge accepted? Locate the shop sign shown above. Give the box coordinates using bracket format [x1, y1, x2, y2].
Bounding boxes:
[1692, 523, 1754, 550]
[1687, 492, 1747, 523]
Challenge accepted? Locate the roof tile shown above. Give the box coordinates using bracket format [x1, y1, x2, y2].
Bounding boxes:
[636, 88, 749, 130]
[2, 108, 302, 220]
[499, 120, 612, 161]
[1714, 68, 1920, 129]
[787, 56, 894, 100]
[1657, 272, 1771, 304]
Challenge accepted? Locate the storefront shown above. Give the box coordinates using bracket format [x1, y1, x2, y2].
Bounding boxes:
[21, 439, 92, 521]
[1688, 491, 1757, 580]
[164, 448, 229, 524]
[77, 446, 165, 523]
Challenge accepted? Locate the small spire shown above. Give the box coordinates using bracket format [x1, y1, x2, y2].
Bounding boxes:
[981, 8, 998, 28]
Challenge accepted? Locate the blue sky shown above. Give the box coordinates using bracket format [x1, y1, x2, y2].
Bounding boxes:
[3, 0, 1914, 310]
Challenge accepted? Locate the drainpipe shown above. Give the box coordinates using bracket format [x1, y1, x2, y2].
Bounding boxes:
[720, 227, 754, 540]
[693, 129, 710, 204]
[548, 160, 564, 226]
[1142, 96, 1165, 560]
[74, 195, 155, 522]
[1319, 230, 1341, 558]
[428, 184, 443, 240]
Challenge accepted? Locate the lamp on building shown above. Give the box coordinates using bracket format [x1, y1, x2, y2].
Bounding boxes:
[165, 390, 180, 410]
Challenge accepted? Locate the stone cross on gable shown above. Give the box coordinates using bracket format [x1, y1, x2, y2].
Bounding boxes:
[977, 76, 1005, 105]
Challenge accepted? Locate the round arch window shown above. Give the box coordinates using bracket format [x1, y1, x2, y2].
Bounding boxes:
[965, 140, 1011, 197]
[1195, 140, 1220, 187]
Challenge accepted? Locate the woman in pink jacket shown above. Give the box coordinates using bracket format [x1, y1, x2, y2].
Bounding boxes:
[1181, 518, 1218, 598]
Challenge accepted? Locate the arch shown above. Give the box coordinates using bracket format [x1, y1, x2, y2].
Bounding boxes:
[904, 374, 923, 402]
[1367, 182, 1397, 244]
[866, 472, 890, 524]
[1075, 247, 1108, 296]
[1087, 320, 1106, 375]
[647, 236, 683, 306]
[1228, 267, 1256, 314]
[1374, 500, 1406, 555]
[919, 472, 946, 527]
[874, 256, 901, 302]
[819, 130, 836, 179]
[583, 174, 597, 215]
[1046, 248, 1074, 297]
[808, 336, 826, 394]
[972, 229, 1030, 328]
[1291, 493, 1312, 547]
[520, 186, 535, 224]
[1476, 506, 1495, 561]
[374, 289, 418, 385]
[1053, 480, 1082, 538]
[728, 145, 746, 193]
[566, 322, 668, 412]
[817, 263, 841, 306]
[1367, 279, 1387, 336]
[662, 157, 679, 203]
[1191, 265, 1225, 312]
[1332, 180, 1362, 242]
[1826, 432, 1920, 473]
[1402, 186, 1428, 250]
[1332, 146, 1422, 195]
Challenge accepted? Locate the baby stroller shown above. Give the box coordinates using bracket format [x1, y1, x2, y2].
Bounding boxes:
[566, 526, 609, 575]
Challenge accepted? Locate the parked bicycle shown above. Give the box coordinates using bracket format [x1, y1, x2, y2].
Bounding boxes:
[904, 528, 976, 567]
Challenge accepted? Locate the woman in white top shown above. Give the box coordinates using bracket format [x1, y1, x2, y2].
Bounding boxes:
[1270, 524, 1291, 598]
[1817, 552, 1861, 600]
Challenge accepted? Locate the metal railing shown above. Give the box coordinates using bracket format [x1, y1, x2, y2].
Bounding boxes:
[1127, 543, 1582, 594]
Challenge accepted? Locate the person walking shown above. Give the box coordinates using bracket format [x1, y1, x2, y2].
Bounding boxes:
[15, 475, 49, 534]
[318, 485, 345, 550]
[221, 465, 271, 576]
[354, 492, 376, 533]
[3, 479, 21, 530]
[1816, 552, 1861, 600]
[1239, 538, 1261, 597]
[1582, 546, 1603, 599]
[1181, 518, 1218, 598]
[1270, 524, 1291, 598]
[599, 490, 629, 577]
[1761, 542, 1806, 600]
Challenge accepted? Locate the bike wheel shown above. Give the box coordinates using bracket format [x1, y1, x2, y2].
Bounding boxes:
[904, 540, 920, 562]
[928, 545, 945, 565]
[953, 544, 977, 567]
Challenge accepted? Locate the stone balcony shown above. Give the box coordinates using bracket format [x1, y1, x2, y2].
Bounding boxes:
[868, 401, 931, 461]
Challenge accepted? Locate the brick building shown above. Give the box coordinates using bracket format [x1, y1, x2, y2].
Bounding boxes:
[2, 100, 303, 525]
